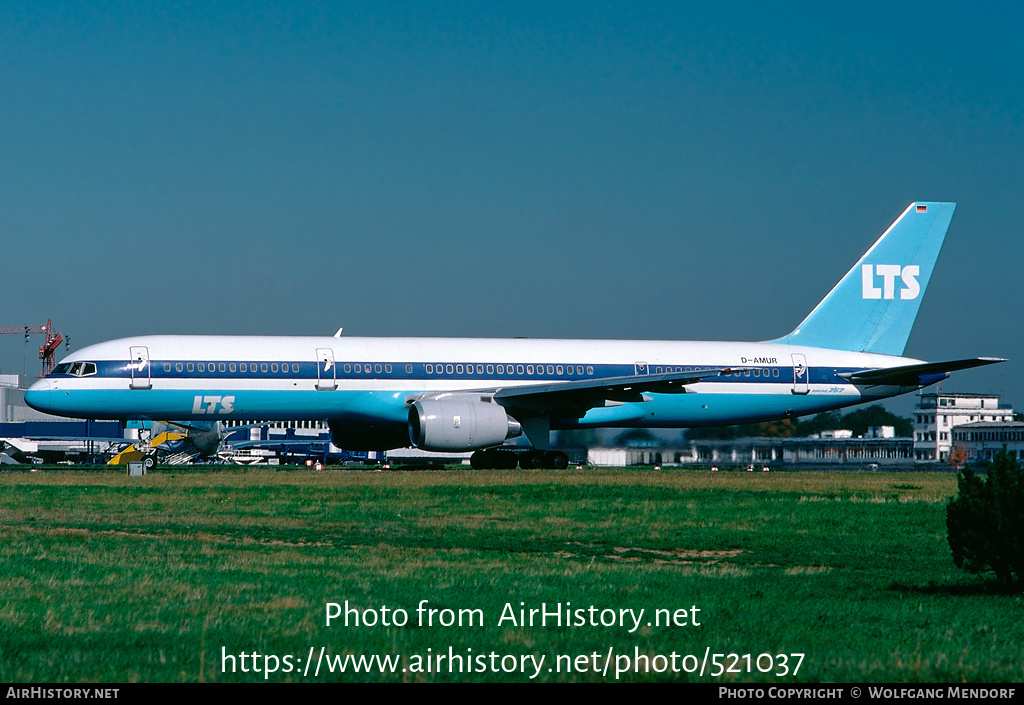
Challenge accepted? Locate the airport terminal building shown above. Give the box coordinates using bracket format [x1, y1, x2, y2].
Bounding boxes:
[587, 427, 915, 470]
[951, 421, 1024, 463]
[912, 393, 1015, 461]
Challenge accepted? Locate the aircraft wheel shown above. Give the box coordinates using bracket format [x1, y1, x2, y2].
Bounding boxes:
[471, 450, 494, 470]
[520, 450, 545, 469]
[544, 451, 569, 470]
[498, 451, 519, 469]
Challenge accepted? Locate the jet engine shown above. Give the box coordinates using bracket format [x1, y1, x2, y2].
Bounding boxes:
[148, 420, 226, 457]
[186, 422, 224, 456]
[409, 396, 522, 451]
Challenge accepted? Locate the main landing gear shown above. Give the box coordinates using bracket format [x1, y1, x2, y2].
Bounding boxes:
[470, 448, 569, 470]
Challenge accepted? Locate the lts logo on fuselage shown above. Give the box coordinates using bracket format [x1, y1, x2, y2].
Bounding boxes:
[861, 264, 920, 300]
[192, 395, 235, 415]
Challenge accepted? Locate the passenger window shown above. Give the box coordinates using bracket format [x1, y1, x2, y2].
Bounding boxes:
[385, 364, 392, 373]
[198, 363, 205, 372]
[486, 364, 494, 374]
[556, 365, 563, 375]
[229, 363, 236, 373]
[546, 365, 554, 374]
[526, 365, 534, 374]
[405, 364, 412, 373]
[517, 365, 525, 375]
[163, 363, 171, 372]
[425, 364, 433, 374]
[496, 365, 503, 374]
[446, 364, 454, 374]
[375, 364, 382, 373]
[773, 369, 779, 377]
[187, 363, 194, 372]
[456, 364, 464, 374]
[344, 364, 352, 373]
[577, 366, 584, 375]
[219, 363, 227, 373]
[293, 363, 299, 373]
[271, 363, 279, 373]
[354, 364, 361, 373]
[476, 364, 484, 374]
[261, 363, 268, 373]
[587, 366, 594, 375]
[176, 363, 183, 372]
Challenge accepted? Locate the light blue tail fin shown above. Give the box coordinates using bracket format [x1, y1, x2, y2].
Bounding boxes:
[773, 202, 956, 356]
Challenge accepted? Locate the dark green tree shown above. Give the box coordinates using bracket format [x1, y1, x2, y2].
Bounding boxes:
[946, 450, 1024, 586]
[554, 429, 601, 449]
[687, 405, 912, 440]
[613, 428, 659, 446]
[794, 411, 843, 437]
[839, 405, 914, 438]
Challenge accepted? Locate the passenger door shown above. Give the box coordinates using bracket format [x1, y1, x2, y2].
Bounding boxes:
[129, 346, 151, 390]
[316, 348, 337, 391]
[791, 353, 809, 395]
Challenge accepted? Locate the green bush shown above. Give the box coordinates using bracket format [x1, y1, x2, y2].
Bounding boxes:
[946, 449, 1024, 586]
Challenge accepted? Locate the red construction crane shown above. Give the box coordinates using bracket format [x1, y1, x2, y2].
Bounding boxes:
[0, 320, 70, 377]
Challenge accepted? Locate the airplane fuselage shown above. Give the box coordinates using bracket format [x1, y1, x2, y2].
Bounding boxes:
[25, 334, 922, 432]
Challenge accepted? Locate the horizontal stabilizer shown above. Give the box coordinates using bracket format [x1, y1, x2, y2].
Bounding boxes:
[837, 357, 1006, 387]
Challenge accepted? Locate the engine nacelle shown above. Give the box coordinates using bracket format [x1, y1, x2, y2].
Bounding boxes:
[409, 396, 522, 451]
[188, 422, 224, 456]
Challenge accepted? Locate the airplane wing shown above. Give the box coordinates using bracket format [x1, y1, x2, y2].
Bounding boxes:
[490, 366, 743, 415]
[837, 357, 1006, 387]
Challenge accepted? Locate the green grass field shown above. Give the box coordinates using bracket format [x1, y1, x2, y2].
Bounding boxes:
[0, 466, 1021, 683]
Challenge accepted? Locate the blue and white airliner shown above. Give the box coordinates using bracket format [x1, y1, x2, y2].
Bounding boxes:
[26, 202, 1003, 468]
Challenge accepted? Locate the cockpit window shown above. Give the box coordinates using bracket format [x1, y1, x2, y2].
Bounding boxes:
[56, 362, 98, 377]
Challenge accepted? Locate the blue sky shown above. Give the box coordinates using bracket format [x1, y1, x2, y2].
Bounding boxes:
[1, 2, 1020, 415]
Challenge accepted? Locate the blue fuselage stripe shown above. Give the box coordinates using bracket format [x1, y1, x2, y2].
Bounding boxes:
[55, 360, 859, 386]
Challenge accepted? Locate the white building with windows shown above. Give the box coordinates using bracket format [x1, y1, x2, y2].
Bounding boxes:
[951, 421, 1024, 464]
[913, 392, 1014, 461]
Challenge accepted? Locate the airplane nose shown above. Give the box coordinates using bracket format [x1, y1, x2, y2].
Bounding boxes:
[24, 379, 54, 413]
